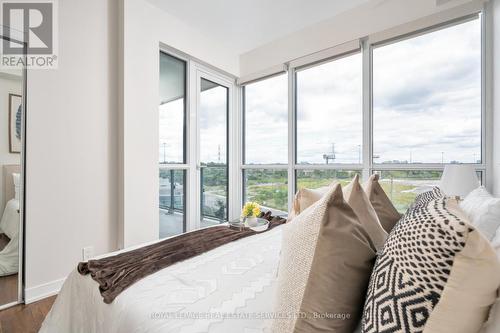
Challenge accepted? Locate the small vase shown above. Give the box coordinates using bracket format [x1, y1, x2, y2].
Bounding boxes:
[245, 216, 258, 227]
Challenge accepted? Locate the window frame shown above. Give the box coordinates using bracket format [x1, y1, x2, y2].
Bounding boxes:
[239, 11, 488, 214]
[198, 76, 230, 224]
[294, 49, 364, 166]
[241, 72, 290, 213]
[159, 51, 189, 235]
[241, 71, 289, 166]
[160, 51, 188, 165]
[368, 13, 486, 175]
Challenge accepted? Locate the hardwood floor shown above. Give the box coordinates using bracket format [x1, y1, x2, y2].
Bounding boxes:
[0, 296, 55, 333]
[0, 275, 18, 307]
[0, 234, 18, 306]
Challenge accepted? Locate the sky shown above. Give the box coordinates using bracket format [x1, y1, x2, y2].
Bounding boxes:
[372, 18, 481, 164]
[296, 53, 362, 164]
[244, 74, 288, 164]
[199, 81, 228, 164]
[160, 18, 482, 166]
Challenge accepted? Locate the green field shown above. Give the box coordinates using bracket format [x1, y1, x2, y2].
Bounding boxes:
[244, 169, 441, 214]
[162, 167, 442, 216]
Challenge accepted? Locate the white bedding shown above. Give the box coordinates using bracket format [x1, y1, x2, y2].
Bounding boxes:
[0, 199, 19, 276]
[40, 225, 283, 333]
[0, 199, 19, 240]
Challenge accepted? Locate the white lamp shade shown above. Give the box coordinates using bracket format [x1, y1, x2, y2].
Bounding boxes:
[440, 164, 479, 198]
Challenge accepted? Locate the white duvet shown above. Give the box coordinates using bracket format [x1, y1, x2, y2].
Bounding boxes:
[40, 225, 283, 333]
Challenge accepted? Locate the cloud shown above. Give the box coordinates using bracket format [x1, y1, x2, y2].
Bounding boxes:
[373, 19, 481, 164]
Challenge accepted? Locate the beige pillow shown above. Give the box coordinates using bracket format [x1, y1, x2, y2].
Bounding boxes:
[294, 182, 382, 333]
[272, 184, 340, 333]
[288, 185, 331, 221]
[480, 292, 500, 333]
[346, 174, 387, 252]
[362, 188, 500, 333]
[288, 178, 356, 221]
[364, 174, 402, 233]
[473, 223, 500, 333]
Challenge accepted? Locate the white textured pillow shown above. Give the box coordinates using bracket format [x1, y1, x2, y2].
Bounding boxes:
[460, 187, 500, 240]
[492, 228, 500, 252]
[460, 186, 491, 217]
[272, 184, 338, 333]
[12, 173, 20, 201]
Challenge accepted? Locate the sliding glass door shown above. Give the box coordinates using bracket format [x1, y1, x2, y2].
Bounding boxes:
[159, 49, 234, 238]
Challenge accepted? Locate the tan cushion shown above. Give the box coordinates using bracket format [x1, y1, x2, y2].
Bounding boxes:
[479, 239, 500, 333]
[362, 188, 500, 333]
[271, 184, 339, 333]
[288, 185, 330, 221]
[346, 174, 387, 252]
[288, 178, 355, 221]
[480, 292, 500, 333]
[364, 174, 401, 233]
[294, 182, 380, 333]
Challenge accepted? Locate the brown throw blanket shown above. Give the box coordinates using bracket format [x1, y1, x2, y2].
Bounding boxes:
[78, 212, 286, 304]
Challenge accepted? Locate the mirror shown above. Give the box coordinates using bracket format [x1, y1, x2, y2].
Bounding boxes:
[0, 33, 25, 308]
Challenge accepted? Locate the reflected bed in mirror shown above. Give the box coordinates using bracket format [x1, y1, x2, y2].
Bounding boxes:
[0, 34, 26, 309]
[0, 165, 20, 305]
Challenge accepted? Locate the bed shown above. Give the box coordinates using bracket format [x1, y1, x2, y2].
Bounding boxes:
[40, 224, 283, 333]
[40, 178, 500, 333]
[0, 165, 20, 276]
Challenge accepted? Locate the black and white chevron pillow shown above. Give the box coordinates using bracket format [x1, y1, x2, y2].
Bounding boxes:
[362, 187, 499, 332]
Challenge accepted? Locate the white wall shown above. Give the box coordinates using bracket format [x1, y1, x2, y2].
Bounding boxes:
[0, 75, 21, 214]
[120, 0, 239, 248]
[240, 0, 483, 76]
[22, 0, 241, 301]
[493, 0, 500, 196]
[25, 0, 119, 302]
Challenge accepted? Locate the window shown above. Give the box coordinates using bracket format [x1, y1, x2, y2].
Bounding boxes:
[159, 169, 186, 238]
[159, 52, 187, 238]
[243, 74, 289, 215]
[243, 169, 288, 215]
[199, 78, 229, 226]
[373, 19, 482, 164]
[244, 74, 288, 164]
[239, 15, 486, 217]
[296, 170, 362, 190]
[296, 53, 363, 164]
[159, 52, 186, 164]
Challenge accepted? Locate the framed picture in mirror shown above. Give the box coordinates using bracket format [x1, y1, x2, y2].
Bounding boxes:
[8, 93, 22, 154]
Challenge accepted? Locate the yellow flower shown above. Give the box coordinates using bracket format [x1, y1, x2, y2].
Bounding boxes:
[252, 207, 261, 217]
[242, 202, 261, 217]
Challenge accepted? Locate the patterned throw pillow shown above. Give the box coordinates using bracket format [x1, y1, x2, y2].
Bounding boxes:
[362, 188, 500, 333]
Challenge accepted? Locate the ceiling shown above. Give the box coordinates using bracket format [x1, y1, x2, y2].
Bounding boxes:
[147, 0, 372, 54]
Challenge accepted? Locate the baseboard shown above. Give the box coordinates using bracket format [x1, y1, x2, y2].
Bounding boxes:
[24, 278, 65, 304]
